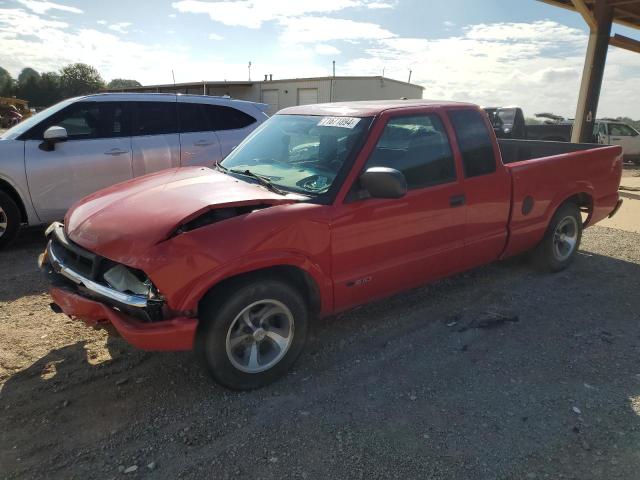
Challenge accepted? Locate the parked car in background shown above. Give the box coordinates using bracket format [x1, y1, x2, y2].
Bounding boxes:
[0, 93, 269, 248]
[41, 99, 623, 390]
[485, 107, 640, 162]
[595, 119, 640, 163]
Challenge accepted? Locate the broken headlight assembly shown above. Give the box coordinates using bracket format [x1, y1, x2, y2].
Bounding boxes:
[102, 264, 165, 320]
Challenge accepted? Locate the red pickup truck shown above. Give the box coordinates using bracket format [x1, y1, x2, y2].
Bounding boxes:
[41, 100, 623, 389]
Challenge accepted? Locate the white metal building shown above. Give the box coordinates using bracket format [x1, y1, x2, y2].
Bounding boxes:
[107, 76, 424, 115]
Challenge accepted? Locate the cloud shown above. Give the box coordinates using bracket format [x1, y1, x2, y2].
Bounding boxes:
[108, 22, 132, 34]
[279, 16, 394, 45]
[171, 0, 394, 28]
[342, 20, 640, 118]
[168, 13, 177, 18]
[96, 19, 107, 25]
[16, 0, 82, 14]
[315, 43, 341, 55]
[208, 33, 224, 40]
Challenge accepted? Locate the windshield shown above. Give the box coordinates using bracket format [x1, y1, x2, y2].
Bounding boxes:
[221, 114, 371, 195]
[0, 97, 77, 140]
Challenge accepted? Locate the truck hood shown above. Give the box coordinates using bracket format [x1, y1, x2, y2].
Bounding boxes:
[65, 167, 297, 262]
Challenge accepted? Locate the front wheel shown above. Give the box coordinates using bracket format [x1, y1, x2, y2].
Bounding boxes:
[533, 202, 582, 272]
[0, 190, 21, 250]
[196, 278, 309, 390]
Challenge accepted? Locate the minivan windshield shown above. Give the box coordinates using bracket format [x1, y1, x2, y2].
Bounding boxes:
[221, 114, 371, 195]
[0, 97, 76, 140]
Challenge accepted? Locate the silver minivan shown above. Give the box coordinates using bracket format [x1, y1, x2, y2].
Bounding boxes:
[0, 93, 269, 247]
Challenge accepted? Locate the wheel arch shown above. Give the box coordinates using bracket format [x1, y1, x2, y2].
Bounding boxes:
[197, 264, 323, 322]
[563, 191, 593, 227]
[0, 177, 28, 224]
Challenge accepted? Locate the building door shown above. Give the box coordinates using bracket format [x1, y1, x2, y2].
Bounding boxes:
[297, 88, 318, 106]
[261, 89, 279, 115]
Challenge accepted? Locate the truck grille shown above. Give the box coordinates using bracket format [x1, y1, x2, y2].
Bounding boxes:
[49, 225, 105, 280]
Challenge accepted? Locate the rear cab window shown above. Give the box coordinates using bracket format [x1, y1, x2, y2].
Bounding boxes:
[364, 114, 457, 189]
[449, 109, 496, 177]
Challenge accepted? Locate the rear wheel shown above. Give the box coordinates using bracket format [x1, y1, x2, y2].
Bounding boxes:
[0, 190, 21, 250]
[533, 202, 582, 272]
[196, 278, 309, 390]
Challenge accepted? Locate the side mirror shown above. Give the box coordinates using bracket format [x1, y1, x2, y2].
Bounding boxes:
[359, 167, 407, 199]
[39, 126, 68, 151]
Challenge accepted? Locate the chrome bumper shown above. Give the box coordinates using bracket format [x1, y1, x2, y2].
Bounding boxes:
[43, 238, 149, 309]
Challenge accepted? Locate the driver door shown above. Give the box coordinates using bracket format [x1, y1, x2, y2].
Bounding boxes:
[24, 101, 132, 223]
[331, 112, 467, 311]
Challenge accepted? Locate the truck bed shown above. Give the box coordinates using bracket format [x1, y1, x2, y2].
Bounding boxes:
[498, 138, 601, 164]
[497, 139, 623, 258]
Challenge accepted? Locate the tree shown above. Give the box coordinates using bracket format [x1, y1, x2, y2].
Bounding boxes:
[17, 67, 40, 84]
[107, 78, 142, 89]
[36, 72, 63, 107]
[0, 66, 15, 97]
[59, 63, 105, 98]
[16, 67, 41, 104]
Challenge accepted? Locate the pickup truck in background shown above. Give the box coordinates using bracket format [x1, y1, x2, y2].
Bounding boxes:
[41, 100, 623, 390]
[485, 106, 640, 163]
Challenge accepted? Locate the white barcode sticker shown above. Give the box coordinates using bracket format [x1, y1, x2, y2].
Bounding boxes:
[317, 116, 361, 129]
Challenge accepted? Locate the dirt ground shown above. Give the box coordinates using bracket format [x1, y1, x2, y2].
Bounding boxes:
[2, 169, 640, 480]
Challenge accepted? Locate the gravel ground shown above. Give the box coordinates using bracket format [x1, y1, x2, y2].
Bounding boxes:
[1, 220, 639, 478]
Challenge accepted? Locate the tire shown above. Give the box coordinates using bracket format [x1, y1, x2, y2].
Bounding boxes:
[0, 190, 21, 250]
[533, 202, 582, 272]
[196, 278, 309, 390]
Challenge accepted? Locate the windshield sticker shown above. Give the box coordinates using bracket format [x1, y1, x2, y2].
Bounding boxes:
[317, 116, 360, 129]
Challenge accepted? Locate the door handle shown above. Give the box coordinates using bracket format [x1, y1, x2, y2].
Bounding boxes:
[611, 137, 622, 141]
[104, 148, 129, 156]
[450, 194, 466, 207]
[194, 140, 215, 147]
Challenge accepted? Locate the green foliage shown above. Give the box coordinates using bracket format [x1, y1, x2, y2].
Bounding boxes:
[59, 63, 105, 97]
[0, 64, 143, 107]
[107, 78, 142, 89]
[17, 67, 40, 84]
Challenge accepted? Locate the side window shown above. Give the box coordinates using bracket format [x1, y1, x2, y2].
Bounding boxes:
[178, 102, 210, 133]
[610, 123, 638, 137]
[25, 102, 129, 140]
[133, 101, 178, 136]
[449, 109, 496, 178]
[365, 114, 457, 189]
[203, 104, 256, 131]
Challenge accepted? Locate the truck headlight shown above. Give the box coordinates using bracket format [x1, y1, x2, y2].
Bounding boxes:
[103, 264, 156, 297]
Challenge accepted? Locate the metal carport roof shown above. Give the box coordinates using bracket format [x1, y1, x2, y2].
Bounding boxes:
[539, 1, 640, 142]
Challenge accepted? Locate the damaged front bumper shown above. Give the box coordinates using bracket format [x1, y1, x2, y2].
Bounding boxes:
[40, 223, 197, 351]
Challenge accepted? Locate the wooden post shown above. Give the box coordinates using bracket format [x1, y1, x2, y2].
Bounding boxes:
[571, 0, 613, 143]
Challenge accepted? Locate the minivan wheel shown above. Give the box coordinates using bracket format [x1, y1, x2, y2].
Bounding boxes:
[196, 278, 309, 390]
[0, 190, 21, 249]
[533, 202, 582, 272]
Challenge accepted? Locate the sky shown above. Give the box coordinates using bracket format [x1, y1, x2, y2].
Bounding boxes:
[0, 0, 638, 118]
